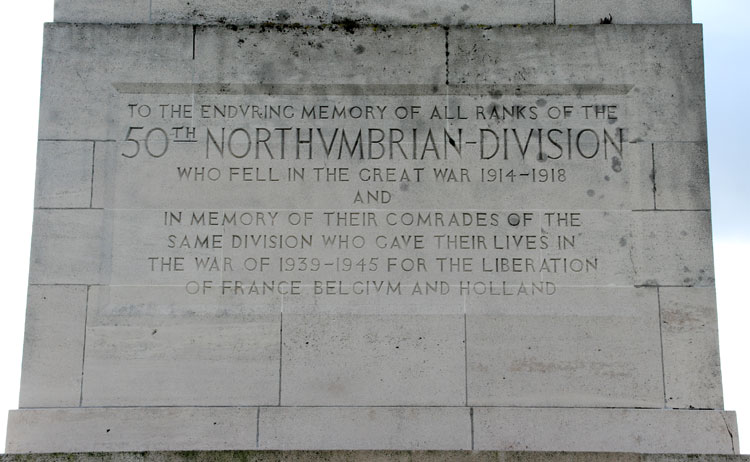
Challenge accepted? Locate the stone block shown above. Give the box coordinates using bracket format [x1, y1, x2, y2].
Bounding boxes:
[6, 407, 258, 453]
[34, 141, 94, 208]
[81, 286, 280, 406]
[258, 407, 471, 450]
[473, 408, 738, 454]
[18, 285, 87, 408]
[556, 0, 692, 25]
[28, 209, 110, 285]
[660, 287, 724, 410]
[281, 314, 465, 405]
[54, 0, 150, 23]
[654, 142, 711, 210]
[466, 287, 663, 407]
[631, 211, 714, 287]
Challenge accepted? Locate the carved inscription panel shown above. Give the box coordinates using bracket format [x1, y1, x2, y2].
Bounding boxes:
[99, 86, 652, 312]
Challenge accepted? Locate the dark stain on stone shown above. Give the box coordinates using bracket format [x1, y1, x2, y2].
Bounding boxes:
[604, 175, 611, 181]
[600, 14, 613, 24]
[237, 38, 245, 45]
[431, 85, 439, 93]
[536, 98, 547, 107]
[152, 329, 158, 335]
[681, 230, 688, 237]
[354, 44, 365, 54]
[226, 24, 238, 31]
[309, 6, 319, 15]
[333, 16, 362, 34]
[611, 156, 622, 173]
[461, 4, 470, 11]
[489, 89, 503, 99]
[619, 237, 627, 247]
[608, 118, 617, 125]
[587, 189, 595, 197]
[276, 10, 291, 22]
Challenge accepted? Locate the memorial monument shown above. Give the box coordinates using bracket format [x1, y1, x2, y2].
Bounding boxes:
[5, 0, 741, 456]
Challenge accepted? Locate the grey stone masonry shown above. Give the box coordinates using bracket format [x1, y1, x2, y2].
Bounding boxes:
[53, 0, 691, 25]
[8, 0, 734, 456]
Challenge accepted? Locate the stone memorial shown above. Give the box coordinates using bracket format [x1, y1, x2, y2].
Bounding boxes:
[5, 0, 741, 456]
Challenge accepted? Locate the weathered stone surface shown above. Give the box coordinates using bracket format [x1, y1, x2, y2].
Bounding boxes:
[54, 0, 150, 24]
[53, 0, 695, 25]
[34, 141, 94, 208]
[28, 209, 110, 285]
[447, 25, 707, 143]
[54, 0, 554, 25]
[259, 407, 471, 449]
[473, 408, 738, 454]
[661, 287, 724, 410]
[6, 408, 258, 453]
[81, 285, 280, 406]
[631, 211, 714, 287]
[467, 287, 663, 408]
[39, 24, 193, 141]
[281, 315, 465, 406]
[154, 0, 554, 26]
[653, 142, 711, 210]
[18, 285, 87, 408]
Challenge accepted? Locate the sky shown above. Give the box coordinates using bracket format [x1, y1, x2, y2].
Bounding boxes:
[0, 0, 747, 453]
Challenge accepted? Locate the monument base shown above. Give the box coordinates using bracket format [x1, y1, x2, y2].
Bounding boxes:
[6, 407, 738, 455]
